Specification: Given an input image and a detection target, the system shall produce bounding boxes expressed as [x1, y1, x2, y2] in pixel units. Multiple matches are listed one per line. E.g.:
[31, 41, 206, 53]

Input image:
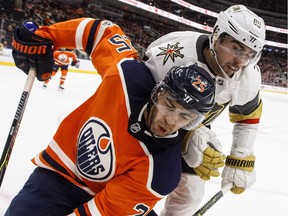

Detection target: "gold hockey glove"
[182, 127, 225, 181]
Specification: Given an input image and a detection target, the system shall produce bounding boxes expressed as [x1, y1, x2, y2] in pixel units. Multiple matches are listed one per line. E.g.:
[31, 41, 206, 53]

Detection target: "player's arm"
[12, 18, 138, 79]
[222, 66, 262, 194]
[69, 51, 80, 68]
[35, 18, 138, 75]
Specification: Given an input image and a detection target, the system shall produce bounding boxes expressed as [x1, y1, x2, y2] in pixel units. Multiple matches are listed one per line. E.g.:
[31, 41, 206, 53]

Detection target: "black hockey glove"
[12, 21, 54, 81]
[71, 60, 80, 68]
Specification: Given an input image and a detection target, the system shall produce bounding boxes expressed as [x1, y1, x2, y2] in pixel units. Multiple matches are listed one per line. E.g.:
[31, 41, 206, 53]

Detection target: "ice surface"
[0, 65, 287, 215]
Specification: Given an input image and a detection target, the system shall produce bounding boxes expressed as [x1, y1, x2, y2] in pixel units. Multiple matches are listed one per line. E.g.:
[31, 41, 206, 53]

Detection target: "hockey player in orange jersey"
[43, 48, 80, 90]
[7, 18, 217, 215]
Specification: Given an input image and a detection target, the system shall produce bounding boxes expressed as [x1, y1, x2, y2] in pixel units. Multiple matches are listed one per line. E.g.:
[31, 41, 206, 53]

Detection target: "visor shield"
[151, 82, 205, 128]
[218, 43, 258, 65]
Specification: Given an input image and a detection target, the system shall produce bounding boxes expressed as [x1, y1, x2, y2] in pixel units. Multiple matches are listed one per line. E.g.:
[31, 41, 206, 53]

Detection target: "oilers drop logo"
[58, 53, 68, 61]
[77, 117, 115, 181]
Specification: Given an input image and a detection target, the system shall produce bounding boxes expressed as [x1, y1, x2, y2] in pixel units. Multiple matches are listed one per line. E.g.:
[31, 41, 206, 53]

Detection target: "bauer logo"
[76, 117, 115, 181]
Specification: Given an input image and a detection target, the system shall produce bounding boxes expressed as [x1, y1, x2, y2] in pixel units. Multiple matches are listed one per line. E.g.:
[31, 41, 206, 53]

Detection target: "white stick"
[0, 67, 36, 187]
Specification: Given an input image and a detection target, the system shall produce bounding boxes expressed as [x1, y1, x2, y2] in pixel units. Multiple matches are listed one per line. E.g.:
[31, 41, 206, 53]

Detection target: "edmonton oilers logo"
[76, 117, 115, 181]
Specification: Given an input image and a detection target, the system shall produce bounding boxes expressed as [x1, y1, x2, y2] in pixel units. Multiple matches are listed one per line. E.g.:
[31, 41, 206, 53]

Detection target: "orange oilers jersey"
[53, 50, 78, 66]
[33, 18, 184, 215]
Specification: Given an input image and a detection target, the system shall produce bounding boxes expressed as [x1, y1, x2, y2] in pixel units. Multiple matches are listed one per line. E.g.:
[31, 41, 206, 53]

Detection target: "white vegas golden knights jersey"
[144, 31, 263, 128]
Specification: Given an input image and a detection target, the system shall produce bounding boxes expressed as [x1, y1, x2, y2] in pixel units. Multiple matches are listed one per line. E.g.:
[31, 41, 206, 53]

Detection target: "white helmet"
[210, 5, 266, 66]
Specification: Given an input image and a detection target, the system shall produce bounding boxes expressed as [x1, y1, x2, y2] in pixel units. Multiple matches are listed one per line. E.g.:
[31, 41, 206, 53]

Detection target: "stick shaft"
[192, 183, 233, 216]
[0, 68, 36, 187]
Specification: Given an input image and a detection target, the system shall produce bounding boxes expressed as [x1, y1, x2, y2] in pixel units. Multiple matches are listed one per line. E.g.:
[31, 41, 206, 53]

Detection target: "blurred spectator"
[0, 0, 286, 88]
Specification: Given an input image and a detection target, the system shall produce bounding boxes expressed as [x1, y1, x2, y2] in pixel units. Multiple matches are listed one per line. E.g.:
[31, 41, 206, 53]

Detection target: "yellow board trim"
[0, 61, 98, 75]
[261, 89, 288, 94]
[1, 61, 287, 92]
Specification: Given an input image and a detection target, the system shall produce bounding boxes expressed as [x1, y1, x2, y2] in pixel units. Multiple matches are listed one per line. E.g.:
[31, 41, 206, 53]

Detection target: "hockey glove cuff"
[222, 153, 256, 194]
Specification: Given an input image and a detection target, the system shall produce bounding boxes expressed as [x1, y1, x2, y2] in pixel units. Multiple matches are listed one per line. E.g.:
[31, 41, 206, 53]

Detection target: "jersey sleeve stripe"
[48, 139, 81, 176]
[237, 118, 260, 124]
[86, 19, 102, 56]
[75, 18, 94, 50]
[37, 150, 97, 197]
[89, 21, 114, 59]
[229, 100, 262, 123]
[88, 199, 101, 216]
[33, 154, 54, 171]
[77, 205, 86, 215]
[42, 150, 70, 175]
[229, 92, 261, 116]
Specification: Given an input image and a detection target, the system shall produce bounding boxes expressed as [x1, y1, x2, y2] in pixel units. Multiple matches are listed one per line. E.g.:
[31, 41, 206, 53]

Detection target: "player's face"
[147, 96, 197, 137]
[215, 37, 256, 77]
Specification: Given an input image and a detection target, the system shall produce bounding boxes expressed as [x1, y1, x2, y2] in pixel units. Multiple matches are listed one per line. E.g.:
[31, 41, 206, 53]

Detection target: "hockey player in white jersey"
[143, 5, 266, 215]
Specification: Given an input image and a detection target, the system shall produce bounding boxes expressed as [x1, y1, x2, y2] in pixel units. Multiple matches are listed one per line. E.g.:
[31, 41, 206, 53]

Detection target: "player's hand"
[12, 21, 54, 81]
[221, 148, 256, 194]
[72, 60, 80, 68]
[182, 126, 225, 180]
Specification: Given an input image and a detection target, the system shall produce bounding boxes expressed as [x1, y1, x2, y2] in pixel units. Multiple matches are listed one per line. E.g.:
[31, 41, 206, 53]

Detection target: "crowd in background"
[0, 0, 287, 87]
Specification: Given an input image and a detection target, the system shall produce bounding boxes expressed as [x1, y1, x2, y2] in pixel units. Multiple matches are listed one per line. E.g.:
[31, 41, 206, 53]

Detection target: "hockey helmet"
[151, 63, 215, 130]
[210, 5, 266, 66]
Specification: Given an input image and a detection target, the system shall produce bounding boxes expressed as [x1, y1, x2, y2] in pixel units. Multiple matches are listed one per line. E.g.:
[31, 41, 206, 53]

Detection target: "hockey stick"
[192, 183, 233, 216]
[0, 67, 36, 187]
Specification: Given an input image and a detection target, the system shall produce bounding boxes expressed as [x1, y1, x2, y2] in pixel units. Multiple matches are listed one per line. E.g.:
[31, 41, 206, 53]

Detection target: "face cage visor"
[219, 45, 257, 66]
[151, 82, 205, 129]
[217, 35, 261, 67]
